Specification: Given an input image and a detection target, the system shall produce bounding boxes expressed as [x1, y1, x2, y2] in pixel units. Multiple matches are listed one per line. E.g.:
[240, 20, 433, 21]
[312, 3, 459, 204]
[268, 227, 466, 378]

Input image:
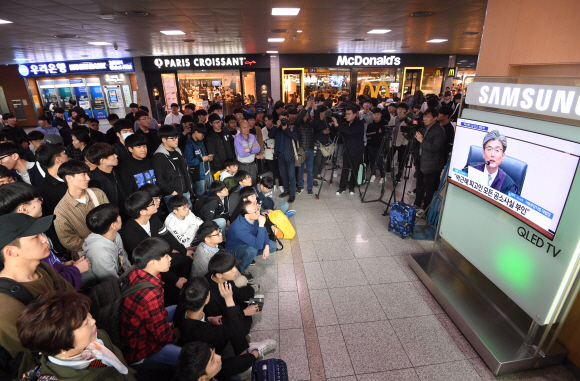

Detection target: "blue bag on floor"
[251, 359, 289, 381]
[388, 202, 416, 238]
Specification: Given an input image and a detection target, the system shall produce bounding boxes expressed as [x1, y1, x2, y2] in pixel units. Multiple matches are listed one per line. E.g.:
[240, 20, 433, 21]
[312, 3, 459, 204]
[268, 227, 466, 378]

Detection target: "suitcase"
[251, 359, 289, 381]
[388, 202, 416, 238]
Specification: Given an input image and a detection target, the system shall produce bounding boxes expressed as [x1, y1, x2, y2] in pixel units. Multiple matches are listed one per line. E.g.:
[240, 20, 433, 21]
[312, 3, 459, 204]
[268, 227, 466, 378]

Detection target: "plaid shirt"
[120, 269, 174, 363]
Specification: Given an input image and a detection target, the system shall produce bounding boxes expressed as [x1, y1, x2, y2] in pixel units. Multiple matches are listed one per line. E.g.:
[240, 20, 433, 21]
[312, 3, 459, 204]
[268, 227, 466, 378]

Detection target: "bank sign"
[140, 54, 269, 71]
[466, 82, 580, 121]
[17, 58, 134, 77]
[336, 55, 401, 66]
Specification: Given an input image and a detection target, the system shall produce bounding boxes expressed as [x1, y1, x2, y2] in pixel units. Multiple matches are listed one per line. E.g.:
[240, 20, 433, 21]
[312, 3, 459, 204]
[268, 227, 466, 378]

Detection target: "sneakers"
[250, 259, 256, 266]
[296, 187, 304, 194]
[379, 178, 385, 184]
[285, 210, 297, 218]
[307, 189, 313, 195]
[288, 196, 295, 203]
[279, 191, 289, 198]
[369, 175, 376, 182]
[336, 188, 346, 195]
[416, 208, 425, 217]
[250, 284, 260, 293]
[349, 189, 355, 195]
[248, 339, 278, 361]
[333, 171, 338, 178]
[278, 186, 284, 193]
[313, 180, 319, 187]
[241, 270, 254, 282]
[407, 190, 416, 196]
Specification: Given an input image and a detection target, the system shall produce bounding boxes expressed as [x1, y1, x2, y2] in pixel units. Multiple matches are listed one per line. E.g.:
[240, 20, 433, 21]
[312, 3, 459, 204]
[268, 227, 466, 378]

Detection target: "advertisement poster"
[162, 76, 178, 109]
[93, 108, 108, 120]
[108, 89, 118, 103]
[32, 95, 40, 109]
[122, 85, 132, 107]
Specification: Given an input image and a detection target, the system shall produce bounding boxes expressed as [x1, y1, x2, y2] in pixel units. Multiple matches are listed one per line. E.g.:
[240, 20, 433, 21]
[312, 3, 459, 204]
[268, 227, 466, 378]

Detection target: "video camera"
[324, 104, 347, 125]
[400, 115, 425, 141]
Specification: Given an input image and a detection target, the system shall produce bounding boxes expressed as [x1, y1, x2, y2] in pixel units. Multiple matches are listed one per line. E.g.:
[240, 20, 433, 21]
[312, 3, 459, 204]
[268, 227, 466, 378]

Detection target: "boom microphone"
[486, 161, 491, 165]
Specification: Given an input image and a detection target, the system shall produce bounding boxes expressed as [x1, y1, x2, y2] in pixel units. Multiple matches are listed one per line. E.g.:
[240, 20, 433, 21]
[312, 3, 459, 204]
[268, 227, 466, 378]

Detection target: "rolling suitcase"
[251, 359, 289, 381]
[388, 202, 416, 238]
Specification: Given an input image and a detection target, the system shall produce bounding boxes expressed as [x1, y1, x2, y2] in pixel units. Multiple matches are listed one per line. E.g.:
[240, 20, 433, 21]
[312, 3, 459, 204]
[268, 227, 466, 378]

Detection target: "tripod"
[380, 136, 418, 216]
[315, 132, 363, 201]
[361, 128, 395, 205]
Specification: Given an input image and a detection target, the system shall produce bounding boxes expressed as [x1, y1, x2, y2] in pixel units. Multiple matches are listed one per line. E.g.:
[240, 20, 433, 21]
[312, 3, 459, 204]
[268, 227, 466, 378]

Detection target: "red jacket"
[120, 269, 174, 363]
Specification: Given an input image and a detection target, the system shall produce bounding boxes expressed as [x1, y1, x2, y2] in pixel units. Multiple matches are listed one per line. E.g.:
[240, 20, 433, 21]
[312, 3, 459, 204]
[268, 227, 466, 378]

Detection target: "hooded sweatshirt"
[82, 232, 131, 285]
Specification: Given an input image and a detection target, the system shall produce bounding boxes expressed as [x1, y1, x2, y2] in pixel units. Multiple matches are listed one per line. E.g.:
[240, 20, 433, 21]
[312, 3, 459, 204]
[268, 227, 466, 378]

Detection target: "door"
[403, 68, 424, 94]
[282, 69, 304, 105]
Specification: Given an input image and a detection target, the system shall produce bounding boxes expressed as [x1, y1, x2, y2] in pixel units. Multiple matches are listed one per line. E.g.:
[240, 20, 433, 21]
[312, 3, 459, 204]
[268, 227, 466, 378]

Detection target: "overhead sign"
[336, 55, 401, 66]
[140, 54, 269, 71]
[17, 58, 134, 77]
[466, 82, 580, 121]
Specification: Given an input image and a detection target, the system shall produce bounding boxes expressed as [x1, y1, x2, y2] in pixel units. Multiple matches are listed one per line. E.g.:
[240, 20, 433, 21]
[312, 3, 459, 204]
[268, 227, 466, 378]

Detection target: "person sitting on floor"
[199, 181, 231, 237]
[256, 175, 295, 217]
[165, 194, 204, 248]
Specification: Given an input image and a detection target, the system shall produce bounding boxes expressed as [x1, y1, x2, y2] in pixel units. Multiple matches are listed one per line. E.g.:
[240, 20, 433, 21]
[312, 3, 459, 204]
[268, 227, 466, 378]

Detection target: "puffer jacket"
[294, 108, 315, 151]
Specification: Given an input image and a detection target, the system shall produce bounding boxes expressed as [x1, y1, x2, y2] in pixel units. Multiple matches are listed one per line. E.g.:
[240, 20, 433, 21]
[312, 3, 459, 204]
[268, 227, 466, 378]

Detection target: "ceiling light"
[14, 58, 32, 61]
[382, 49, 396, 53]
[272, 8, 300, 16]
[268, 38, 284, 42]
[368, 29, 391, 34]
[88, 42, 111, 45]
[99, 14, 115, 20]
[0, 19, 13, 24]
[410, 11, 433, 17]
[266, 50, 278, 53]
[161, 30, 185, 35]
[297, 30, 302, 33]
[427, 39, 448, 43]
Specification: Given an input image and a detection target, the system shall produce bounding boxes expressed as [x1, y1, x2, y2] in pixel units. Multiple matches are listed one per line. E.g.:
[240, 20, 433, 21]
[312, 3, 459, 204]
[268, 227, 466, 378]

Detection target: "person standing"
[268, 111, 298, 203]
[36, 115, 60, 136]
[331, 106, 365, 195]
[125, 103, 139, 124]
[234, 120, 259, 185]
[165, 103, 183, 127]
[52, 107, 72, 146]
[295, 108, 315, 194]
[155, 95, 166, 124]
[135, 111, 161, 158]
[184, 124, 213, 196]
[204, 113, 235, 173]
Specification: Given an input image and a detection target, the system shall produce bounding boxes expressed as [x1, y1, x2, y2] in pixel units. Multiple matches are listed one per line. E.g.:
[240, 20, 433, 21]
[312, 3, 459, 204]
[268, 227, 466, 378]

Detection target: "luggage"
[251, 359, 289, 381]
[347, 162, 367, 185]
[268, 210, 296, 239]
[388, 202, 416, 238]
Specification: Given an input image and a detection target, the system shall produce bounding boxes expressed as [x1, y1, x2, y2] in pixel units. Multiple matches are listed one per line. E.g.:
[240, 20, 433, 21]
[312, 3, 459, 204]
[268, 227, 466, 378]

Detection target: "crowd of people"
[0, 88, 460, 380]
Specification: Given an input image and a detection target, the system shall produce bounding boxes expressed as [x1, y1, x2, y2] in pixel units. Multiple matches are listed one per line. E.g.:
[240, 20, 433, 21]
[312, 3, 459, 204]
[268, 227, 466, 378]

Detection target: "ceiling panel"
[0, 0, 486, 64]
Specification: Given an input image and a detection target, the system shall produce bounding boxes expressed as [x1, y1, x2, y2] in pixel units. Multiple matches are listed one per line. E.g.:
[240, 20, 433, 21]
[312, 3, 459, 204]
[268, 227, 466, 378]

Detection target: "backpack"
[224, 177, 237, 193]
[83, 266, 156, 350]
[0, 263, 58, 379]
[193, 194, 210, 218]
[268, 211, 296, 239]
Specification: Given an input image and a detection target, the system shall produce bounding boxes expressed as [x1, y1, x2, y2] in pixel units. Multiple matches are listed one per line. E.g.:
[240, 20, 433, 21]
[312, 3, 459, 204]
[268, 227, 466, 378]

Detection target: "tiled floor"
[247, 177, 578, 381]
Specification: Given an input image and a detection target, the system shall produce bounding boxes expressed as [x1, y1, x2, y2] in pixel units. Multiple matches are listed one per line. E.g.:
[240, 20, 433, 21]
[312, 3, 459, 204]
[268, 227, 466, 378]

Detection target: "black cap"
[0, 214, 54, 249]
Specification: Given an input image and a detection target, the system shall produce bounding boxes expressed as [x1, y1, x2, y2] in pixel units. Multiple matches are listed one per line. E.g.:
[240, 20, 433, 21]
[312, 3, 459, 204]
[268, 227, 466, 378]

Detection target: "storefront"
[140, 55, 271, 116]
[278, 54, 478, 103]
[17, 58, 137, 123]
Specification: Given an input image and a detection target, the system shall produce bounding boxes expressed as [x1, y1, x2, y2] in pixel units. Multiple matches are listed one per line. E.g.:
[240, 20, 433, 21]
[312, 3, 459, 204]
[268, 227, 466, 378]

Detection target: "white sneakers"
[369, 175, 376, 182]
[333, 171, 338, 178]
[379, 178, 385, 184]
[247, 339, 278, 360]
[278, 186, 284, 193]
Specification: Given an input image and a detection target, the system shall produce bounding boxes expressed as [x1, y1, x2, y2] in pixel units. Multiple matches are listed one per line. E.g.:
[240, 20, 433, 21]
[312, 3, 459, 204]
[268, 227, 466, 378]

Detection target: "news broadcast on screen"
[448, 118, 580, 239]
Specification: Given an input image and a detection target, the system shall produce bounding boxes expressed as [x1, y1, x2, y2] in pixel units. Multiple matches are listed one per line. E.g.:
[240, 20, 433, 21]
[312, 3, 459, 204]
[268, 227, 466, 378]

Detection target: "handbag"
[318, 140, 335, 157]
[292, 140, 306, 167]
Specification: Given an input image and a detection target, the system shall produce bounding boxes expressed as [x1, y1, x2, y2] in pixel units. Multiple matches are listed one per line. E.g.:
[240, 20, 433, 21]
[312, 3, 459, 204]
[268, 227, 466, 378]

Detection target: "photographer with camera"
[388, 103, 412, 183]
[329, 105, 365, 195]
[312, 105, 334, 186]
[413, 107, 446, 216]
[268, 111, 299, 203]
[366, 108, 389, 183]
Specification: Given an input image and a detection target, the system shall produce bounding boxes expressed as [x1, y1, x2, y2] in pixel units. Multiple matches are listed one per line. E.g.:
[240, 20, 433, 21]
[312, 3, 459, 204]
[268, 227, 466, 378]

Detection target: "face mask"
[122, 132, 133, 140]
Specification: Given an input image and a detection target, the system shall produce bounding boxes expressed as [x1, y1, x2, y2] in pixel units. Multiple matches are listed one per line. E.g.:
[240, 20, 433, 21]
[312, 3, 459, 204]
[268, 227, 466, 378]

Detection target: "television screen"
[448, 118, 580, 240]
[211, 80, 222, 86]
[329, 76, 346, 87]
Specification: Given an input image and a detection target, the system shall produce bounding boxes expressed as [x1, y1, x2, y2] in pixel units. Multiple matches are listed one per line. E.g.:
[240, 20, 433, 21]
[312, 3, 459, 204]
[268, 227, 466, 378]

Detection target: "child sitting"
[256, 176, 296, 218]
[165, 194, 204, 247]
[219, 158, 239, 181]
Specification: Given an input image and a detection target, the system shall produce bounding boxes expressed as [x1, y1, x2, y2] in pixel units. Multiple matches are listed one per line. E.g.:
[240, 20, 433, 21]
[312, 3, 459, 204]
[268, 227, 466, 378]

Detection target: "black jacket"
[203, 273, 254, 318]
[113, 141, 131, 167]
[337, 117, 365, 157]
[440, 122, 455, 158]
[88, 168, 128, 211]
[268, 123, 299, 162]
[37, 173, 68, 216]
[89, 129, 108, 143]
[366, 121, 387, 149]
[106, 127, 118, 145]
[125, 112, 137, 124]
[312, 109, 334, 145]
[135, 128, 160, 159]
[204, 128, 235, 172]
[152, 145, 193, 197]
[419, 122, 446, 174]
[295, 109, 315, 151]
[12, 161, 45, 187]
[118, 156, 156, 195]
[200, 194, 231, 222]
[1, 124, 27, 143]
[52, 118, 72, 146]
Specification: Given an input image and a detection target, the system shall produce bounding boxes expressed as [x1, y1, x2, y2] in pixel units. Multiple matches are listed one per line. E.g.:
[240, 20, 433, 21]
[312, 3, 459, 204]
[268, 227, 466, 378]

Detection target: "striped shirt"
[54, 188, 109, 254]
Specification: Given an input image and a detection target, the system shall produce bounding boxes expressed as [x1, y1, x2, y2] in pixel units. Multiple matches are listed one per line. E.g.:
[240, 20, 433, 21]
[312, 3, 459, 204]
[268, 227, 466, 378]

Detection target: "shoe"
[307, 189, 313, 195]
[336, 188, 346, 195]
[296, 187, 304, 194]
[288, 196, 295, 203]
[416, 208, 425, 217]
[250, 284, 260, 293]
[349, 189, 355, 195]
[250, 259, 256, 266]
[278, 186, 284, 193]
[285, 210, 297, 218]
[379, 178, 385, 184]
[407, 190, 416, 196]
[370, 175, 376, 182]
[241, 270, 254, 282]
[313, 180, 319, 187]
[248, 339, 278, 361]
[279, 191, 289, 198]
[395, 175, 401, 183]
[333, 171, 338, 178]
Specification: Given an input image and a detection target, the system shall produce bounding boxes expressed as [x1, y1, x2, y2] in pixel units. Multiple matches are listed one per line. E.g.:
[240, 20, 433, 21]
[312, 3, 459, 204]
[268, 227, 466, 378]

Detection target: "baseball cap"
[255, 108, 264, 113]
[0, 213, 53, 249]
[41, 134, 64, 145]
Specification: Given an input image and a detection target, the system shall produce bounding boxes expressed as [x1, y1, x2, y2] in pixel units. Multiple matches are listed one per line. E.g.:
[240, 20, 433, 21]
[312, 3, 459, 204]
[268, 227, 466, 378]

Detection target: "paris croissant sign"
[466, 82, 580, 121]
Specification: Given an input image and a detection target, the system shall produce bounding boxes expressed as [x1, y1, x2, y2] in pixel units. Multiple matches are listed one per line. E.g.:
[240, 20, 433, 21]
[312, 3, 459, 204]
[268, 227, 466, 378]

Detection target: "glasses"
[167, 136, 179, 141]
[139, 117, 151, 121]
[484, 147, 504, 154]
[209, 231, 222, 237]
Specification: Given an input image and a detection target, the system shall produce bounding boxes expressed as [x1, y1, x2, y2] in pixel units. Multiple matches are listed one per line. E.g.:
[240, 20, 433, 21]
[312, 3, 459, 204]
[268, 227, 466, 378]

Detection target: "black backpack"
[0, 263, 57, 380]
[193, 194, 210, 218]
[83, 266, 155, 350]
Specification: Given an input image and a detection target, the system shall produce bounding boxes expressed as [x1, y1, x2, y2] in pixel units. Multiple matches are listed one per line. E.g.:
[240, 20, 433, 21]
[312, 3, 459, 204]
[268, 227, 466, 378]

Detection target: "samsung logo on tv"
[336, 55, 401, 66]
[466, 82, 580, 121]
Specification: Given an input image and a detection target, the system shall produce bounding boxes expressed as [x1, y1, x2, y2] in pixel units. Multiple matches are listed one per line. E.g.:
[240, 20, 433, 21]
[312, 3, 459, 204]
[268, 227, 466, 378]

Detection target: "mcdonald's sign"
[358, 81, 392, 97]
[447, 68, 456, 77]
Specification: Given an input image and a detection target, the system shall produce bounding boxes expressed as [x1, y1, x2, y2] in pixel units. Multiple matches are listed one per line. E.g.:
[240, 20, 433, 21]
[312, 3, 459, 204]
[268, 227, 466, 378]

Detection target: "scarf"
[50, 338, 128, 374]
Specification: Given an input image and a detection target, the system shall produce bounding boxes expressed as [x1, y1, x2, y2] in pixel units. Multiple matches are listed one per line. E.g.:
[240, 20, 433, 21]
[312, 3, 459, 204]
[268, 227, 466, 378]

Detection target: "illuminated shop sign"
[17, 59, 134, 77]
[140, 54, 269, 71]
[466, 82, 580, 121]
[336, 55, 401, 66]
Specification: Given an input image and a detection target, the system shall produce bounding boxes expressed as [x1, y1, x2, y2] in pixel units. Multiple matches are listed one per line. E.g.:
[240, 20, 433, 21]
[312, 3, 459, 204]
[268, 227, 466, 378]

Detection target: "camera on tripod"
[323, 108, 346, 125]
[400, 115, 425, 141]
